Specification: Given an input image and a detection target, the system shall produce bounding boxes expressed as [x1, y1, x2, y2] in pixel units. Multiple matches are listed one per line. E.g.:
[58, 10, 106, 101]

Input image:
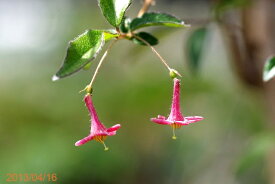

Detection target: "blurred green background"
[0, 0, 273, 184]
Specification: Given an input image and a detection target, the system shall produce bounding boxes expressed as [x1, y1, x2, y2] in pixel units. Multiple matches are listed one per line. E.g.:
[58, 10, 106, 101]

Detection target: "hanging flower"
[151, 78, 203, 139]
[75, 94, 121, 150]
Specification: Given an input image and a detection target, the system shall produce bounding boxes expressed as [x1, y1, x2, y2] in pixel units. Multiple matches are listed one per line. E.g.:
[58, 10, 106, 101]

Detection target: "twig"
[137, 0, 155, 17]
[133, 34, 182, 77]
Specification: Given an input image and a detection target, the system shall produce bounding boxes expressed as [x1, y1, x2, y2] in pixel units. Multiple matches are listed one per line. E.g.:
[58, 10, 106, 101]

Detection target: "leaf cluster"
[53, 0, 188, 80]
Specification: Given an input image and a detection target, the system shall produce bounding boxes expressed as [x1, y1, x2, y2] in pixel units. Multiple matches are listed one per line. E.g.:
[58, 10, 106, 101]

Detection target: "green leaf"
[186, 27, 208, 73]
[263, 56, 275, 82]
[82, 29, 118, 72]
[82, 62, 92, 70]
[98, 0, 131, 27]
[119, 17, 131, 33]
[130, 12, 188, 31]
[52, 30, 104, 80]
[132, 32, 158, 46]
[214, 0, 250, 18]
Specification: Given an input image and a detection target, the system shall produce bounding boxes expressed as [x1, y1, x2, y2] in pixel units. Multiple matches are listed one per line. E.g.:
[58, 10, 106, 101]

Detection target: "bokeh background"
[1, 0, 275, 184]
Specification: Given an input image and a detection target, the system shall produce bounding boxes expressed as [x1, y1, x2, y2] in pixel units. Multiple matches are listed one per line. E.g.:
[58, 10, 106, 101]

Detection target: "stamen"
[102, 141, 109, 151]
[172, 124, 177, 140]
[94, 135, 109, 151]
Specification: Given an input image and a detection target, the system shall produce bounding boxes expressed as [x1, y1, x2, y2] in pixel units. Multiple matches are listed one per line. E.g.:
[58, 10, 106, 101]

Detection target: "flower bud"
[86, 85, 93, 94]
[169, 69, 181, 79]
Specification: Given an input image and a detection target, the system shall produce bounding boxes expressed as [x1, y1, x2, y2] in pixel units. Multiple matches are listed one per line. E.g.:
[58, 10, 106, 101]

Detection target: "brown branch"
[137, 0, 155, 17]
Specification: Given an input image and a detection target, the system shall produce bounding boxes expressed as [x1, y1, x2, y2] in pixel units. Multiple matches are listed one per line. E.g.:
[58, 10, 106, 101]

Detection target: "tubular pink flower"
[151, 78, 203, 139]
[75, 94, 121, 150]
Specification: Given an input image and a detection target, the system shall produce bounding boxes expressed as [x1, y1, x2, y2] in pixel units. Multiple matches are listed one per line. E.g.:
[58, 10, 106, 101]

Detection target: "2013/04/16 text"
[5, 173, 57, 182]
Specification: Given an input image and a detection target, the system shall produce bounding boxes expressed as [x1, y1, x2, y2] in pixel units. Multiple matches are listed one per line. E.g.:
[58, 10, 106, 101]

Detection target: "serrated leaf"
[263, 56, 275, 82]
[130, 12, 187, 31]
[98, 0, 131, 27]
[132, 32, 158, 46]
[52, 30, 104, 80]
[186, 27, 208, 73]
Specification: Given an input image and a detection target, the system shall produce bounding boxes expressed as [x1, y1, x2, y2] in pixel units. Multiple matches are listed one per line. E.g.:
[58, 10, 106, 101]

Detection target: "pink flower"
[151, 78, 203, 139]
[75, 94, 121, 150]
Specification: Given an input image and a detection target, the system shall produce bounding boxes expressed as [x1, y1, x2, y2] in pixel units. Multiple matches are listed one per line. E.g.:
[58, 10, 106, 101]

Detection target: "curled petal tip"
[107, 124, 121, 132]
[115, 124, 121, 129]
[185, 116, 204, 124]
[75, 141, 81, 146]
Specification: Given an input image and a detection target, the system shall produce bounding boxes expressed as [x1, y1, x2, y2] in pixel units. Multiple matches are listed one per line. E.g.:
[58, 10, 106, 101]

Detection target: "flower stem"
[133, 34, 181, 77]
[133, 34, 171, 70]
[80, 40, 117, 93]
[89, 40, 117, 87]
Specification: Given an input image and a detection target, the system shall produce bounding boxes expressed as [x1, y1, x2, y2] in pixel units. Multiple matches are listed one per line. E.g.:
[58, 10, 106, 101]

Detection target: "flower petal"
[107, 124, 121, 132]
[75, 135, 94, 146]
[151, 118, 172, 125]
[157, 115, 166, 120]
[185, 116, 204, 124]
[174, 121, 189, 126]
[108, 131, 117, 136]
